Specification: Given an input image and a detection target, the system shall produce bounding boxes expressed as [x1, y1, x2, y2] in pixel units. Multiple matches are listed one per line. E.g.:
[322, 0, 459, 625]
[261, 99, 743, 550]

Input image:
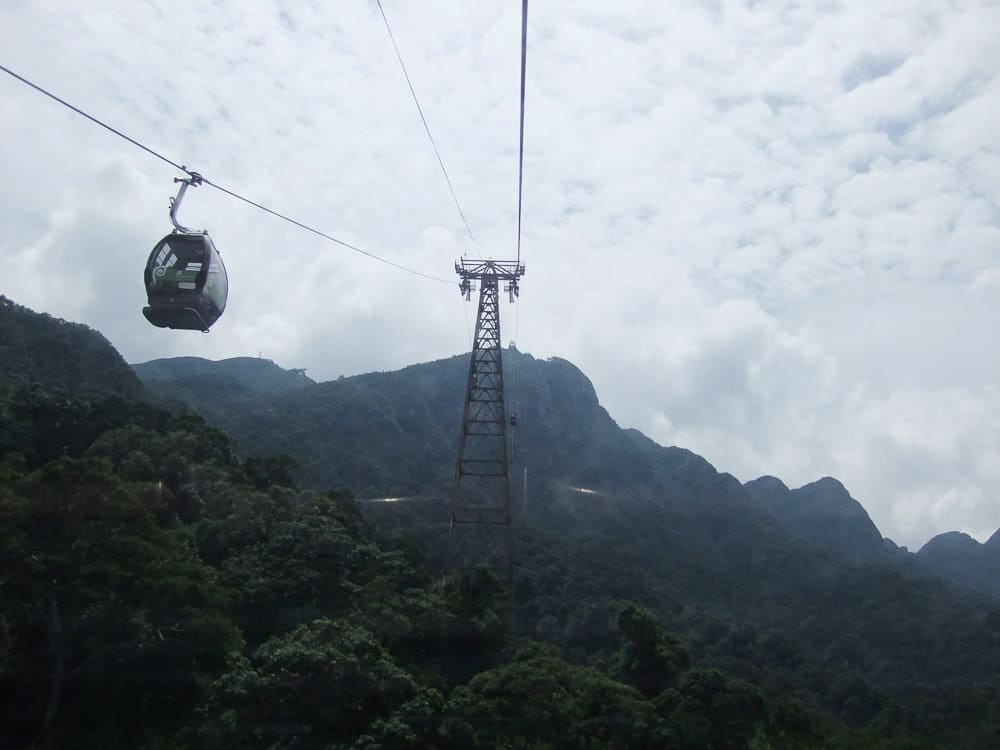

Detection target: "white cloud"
[972, 268, 1000, 293]
[1, 0, 998, 548]
[835, 385, 1000, 546]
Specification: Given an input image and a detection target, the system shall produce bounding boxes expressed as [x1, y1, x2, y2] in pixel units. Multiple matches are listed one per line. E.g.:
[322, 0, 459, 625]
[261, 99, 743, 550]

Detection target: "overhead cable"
[1, 63, 187, 174]
[200, 177, 450, 282]
[0, 62, 451, 284]
[375, 0, 478, 251]
[515, 0, 529, 265]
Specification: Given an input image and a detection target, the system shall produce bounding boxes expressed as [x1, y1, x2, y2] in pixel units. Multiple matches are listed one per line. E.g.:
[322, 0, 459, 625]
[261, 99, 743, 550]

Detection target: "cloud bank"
[1, 0, 997, 548]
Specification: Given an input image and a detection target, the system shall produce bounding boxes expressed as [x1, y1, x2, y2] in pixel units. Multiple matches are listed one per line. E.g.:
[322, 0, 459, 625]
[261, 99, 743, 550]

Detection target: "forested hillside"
[136, 341, 1000, 747]
[2, 297, 999, 747]
[0, 295, 145, 401]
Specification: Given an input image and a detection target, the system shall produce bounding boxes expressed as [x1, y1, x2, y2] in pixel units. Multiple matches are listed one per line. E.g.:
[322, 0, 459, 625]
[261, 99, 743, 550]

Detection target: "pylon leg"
[449, 274, 514, 626]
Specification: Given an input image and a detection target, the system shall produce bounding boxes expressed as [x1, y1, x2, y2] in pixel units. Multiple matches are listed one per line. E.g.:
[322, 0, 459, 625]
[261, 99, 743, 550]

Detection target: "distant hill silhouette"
[132, 356, 315, 425]
[133, 355, 315, 394]
[917, 530, 1000, 600]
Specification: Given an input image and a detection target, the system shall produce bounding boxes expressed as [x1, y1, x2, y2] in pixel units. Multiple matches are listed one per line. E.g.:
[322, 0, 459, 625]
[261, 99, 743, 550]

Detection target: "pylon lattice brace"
[450, 259, 524, 585]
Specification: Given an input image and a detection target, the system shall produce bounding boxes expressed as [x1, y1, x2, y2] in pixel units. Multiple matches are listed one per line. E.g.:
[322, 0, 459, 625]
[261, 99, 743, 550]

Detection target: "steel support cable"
[460, 294, 473, 351]
[199, 177, 450, 282]
[375, 0, 477, 251]
[512, 298, 520, 416]
[1, 63, 187, 173]
[0, 62, 451, 284]
[513, 298, 520, 388]
[511, 305, 518, 447]
[515, 0, 529, 265]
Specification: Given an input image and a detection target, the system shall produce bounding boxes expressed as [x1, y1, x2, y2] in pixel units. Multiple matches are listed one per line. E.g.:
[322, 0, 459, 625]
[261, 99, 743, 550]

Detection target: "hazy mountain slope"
[744, 474, 886, 559]
[148, 349, 755, 507]
[745, 473, 1000, 600]
[917, 531, 1000, 600]
[133, 355, 315, 425]
[988, 528, 1000, 555]
[134, 355, 315, 394]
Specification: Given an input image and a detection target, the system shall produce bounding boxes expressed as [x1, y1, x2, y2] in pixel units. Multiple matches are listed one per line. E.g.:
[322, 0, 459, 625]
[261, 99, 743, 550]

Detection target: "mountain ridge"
[137, 350, 1000, 602]
[131, 348, 1000, 565]
[916, 530, 1000, 599]
[132, 355, 315, 393]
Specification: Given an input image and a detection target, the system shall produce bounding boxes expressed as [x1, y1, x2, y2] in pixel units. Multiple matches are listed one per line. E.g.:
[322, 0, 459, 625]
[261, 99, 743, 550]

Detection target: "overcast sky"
[2, 0, 998, 549]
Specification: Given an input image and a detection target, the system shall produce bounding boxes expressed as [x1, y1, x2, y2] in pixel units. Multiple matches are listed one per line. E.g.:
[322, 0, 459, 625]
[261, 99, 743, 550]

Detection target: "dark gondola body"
[142, 232, 228, 332]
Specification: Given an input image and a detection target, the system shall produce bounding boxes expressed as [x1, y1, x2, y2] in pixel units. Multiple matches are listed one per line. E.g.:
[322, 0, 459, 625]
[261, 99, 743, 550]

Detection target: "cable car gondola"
[142, 174, 228, 332]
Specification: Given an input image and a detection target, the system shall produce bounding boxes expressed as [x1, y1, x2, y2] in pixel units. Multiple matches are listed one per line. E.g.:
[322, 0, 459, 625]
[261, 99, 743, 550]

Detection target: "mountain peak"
[798, 476, 849, 498]
[540, 355, 600, 408]
[745, 474, 884, 558]
[918, 530, 981, 556]
[744, 475, 790, 495]
[986, 528, 1000, 550]
[132, 355, 315, 427]
[916, 530, 1000, 599]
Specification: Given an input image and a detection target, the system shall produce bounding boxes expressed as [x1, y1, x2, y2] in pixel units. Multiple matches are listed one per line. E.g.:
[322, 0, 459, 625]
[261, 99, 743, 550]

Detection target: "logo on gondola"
[154, 266, 167, 278]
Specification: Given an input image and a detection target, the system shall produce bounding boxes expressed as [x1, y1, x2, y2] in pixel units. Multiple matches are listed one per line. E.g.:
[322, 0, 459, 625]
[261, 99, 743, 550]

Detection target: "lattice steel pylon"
[449, 259, 524, 596]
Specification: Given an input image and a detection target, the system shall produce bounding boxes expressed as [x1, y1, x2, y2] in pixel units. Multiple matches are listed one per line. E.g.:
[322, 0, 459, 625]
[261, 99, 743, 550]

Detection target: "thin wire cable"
[0, 62, 450, 284]
[375, 0, 477, 251]
[508, 299, 520, 464]
[461, 295, 473, 351]
[509, 132, 520, 258]
[1, 63, 189, 174]
[512, 298, 520, 407]
[515, 0, 529, 265]
[201, 176, 450, 283]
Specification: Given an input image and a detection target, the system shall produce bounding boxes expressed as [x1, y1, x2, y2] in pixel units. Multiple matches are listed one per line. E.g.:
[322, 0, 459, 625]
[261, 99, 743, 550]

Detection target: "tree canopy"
[2, 297, 998, 748]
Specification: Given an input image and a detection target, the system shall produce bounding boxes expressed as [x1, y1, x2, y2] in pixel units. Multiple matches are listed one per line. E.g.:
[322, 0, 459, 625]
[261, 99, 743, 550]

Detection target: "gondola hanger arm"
[169, 169, 203, 234]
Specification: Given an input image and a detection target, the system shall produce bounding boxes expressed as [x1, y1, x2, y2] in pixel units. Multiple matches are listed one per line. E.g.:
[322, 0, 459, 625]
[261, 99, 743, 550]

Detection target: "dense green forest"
[3, 295, 1000, 748]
